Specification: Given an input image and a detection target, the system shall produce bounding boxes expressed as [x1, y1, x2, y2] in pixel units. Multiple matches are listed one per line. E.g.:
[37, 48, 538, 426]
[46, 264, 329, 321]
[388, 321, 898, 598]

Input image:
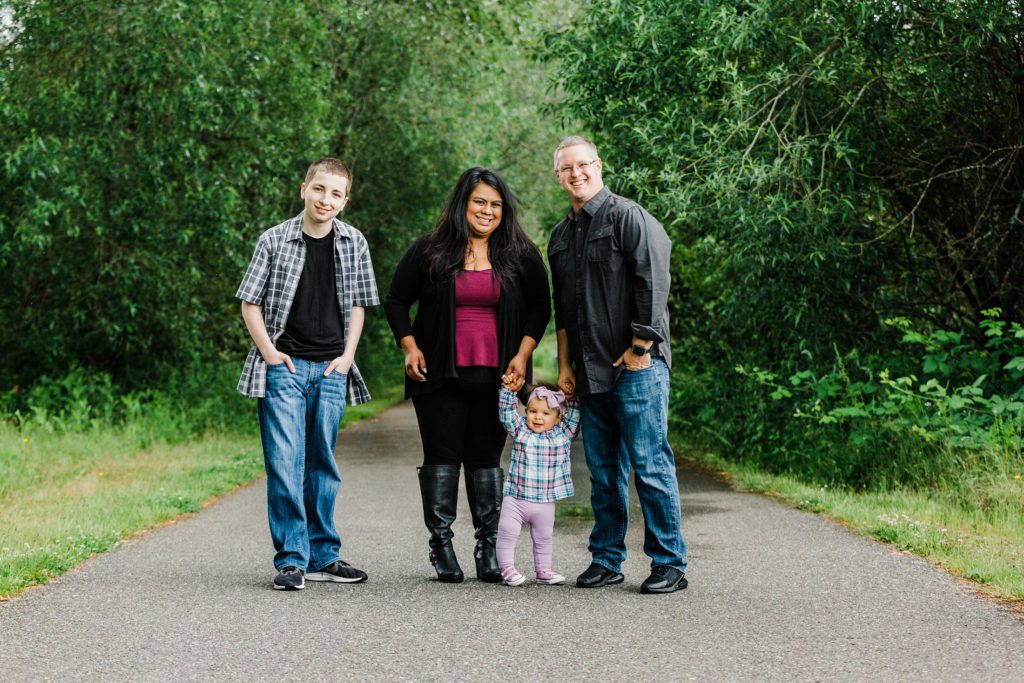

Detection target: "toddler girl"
[496, 379, 580, 586]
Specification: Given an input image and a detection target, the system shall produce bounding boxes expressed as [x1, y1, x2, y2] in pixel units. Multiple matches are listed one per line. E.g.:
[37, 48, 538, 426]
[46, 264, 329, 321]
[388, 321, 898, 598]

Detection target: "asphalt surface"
[2, 401, 1022, 682]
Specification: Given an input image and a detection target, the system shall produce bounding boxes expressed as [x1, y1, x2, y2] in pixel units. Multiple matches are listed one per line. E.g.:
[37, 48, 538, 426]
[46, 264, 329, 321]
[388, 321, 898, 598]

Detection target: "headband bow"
[528, 386, 566, 412]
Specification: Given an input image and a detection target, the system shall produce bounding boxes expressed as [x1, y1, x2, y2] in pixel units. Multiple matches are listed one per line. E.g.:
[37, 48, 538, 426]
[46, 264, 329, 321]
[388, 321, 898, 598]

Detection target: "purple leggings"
[496, 495, 556, 573]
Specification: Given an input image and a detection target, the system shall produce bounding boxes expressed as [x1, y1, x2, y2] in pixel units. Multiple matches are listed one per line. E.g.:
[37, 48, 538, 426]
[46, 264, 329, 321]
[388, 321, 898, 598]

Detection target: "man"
[547, 135, 688, 594]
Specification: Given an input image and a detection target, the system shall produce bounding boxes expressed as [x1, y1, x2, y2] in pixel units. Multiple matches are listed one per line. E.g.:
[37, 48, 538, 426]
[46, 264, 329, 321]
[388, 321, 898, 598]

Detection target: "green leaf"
[1003, 357, 1024, 372]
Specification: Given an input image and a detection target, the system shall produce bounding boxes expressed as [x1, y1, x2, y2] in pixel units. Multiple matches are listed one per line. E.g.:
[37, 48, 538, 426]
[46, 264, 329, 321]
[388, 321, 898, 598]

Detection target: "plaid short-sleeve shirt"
[498, 387, 579, 503]
[235, 214, 379, 404]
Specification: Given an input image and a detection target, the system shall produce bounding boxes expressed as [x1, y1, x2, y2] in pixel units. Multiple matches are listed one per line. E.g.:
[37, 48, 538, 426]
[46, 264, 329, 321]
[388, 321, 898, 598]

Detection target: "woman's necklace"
[465, 241, 490, 270]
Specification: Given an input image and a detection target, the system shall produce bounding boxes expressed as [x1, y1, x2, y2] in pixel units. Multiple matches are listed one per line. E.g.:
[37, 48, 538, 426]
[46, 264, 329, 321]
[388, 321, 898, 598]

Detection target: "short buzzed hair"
[304, 157, 352, 192]
[553, 135, 599, 170]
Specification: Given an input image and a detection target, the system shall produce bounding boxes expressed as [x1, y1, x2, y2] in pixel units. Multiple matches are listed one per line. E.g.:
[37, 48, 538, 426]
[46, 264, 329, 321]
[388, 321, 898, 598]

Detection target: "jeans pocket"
[322, 368, 349, 394]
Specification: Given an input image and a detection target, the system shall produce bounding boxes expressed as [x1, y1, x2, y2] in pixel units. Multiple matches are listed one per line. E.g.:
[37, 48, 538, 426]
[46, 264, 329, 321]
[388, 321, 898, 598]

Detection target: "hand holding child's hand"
[556, 367, 576, 398]
[502, 354, 527, 392]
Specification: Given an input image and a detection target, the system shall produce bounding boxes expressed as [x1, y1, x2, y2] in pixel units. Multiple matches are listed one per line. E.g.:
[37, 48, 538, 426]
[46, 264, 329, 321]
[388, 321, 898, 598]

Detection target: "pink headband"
[527, 386, 566, 412]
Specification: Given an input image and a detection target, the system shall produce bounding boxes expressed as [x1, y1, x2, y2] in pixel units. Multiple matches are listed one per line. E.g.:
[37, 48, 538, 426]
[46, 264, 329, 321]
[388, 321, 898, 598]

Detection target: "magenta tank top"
[454, 270, 501, 367]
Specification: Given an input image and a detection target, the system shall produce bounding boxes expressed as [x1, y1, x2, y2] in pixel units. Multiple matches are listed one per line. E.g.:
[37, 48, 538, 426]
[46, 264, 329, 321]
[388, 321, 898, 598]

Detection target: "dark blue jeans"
[258, 359, 347, 572]
[579, 358, 687, 572]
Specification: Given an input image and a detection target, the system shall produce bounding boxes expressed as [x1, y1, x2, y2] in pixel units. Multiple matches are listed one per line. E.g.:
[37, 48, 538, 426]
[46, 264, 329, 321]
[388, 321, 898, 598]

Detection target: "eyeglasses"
[556, 159, 598, 176]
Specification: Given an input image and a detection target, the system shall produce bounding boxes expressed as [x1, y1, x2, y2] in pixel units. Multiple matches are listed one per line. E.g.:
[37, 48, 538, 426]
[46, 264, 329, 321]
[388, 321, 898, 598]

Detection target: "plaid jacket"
[499, 387, 579, 502]
[235, 214, 379, 403]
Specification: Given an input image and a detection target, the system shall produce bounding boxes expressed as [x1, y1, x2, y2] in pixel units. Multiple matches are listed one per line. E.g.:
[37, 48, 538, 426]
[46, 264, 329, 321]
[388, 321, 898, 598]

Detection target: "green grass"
[555, 501, 595, 520]
[345, 383, 403, 422]
[684, 442, 1024, 605]
[0, 387, 403, 600]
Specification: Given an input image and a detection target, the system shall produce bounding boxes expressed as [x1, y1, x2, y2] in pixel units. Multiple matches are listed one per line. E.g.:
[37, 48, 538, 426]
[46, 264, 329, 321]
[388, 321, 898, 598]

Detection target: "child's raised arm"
[560, 397, 581, 439]
[498, 386, 523, 437]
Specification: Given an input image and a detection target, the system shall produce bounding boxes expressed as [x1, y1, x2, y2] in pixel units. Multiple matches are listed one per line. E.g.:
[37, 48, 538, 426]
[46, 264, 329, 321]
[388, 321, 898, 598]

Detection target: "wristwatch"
[630, 343, 651, 356]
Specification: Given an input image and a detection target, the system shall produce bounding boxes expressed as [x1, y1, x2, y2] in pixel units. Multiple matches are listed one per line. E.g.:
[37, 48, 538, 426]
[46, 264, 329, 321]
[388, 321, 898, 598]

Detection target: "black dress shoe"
[575, 563, 625, 588]
[640, 565, 687, 594]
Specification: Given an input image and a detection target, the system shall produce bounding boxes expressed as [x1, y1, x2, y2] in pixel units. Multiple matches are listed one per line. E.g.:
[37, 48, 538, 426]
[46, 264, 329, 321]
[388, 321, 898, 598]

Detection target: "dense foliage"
[1, 1, 336, 387]
[5, 0, 1021, 492]
[0, 0, 565, 400]
[547, 0, 1023, 488]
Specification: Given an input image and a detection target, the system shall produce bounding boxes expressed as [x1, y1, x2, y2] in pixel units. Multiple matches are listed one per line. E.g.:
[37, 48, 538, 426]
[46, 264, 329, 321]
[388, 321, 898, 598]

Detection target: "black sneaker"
[640, 565, 687, 594]
[273, 566, 305, 591]
[575, 562, 625, 588]
[306, 560, 368, 584]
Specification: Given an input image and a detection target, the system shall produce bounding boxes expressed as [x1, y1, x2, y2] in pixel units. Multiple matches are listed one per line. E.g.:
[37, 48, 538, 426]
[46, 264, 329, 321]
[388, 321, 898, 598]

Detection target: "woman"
[385, 167, 550, 583]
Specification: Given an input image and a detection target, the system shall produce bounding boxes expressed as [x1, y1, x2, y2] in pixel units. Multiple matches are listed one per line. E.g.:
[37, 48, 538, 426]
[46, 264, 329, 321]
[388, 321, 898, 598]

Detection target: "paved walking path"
[2, 402, 1023, 681]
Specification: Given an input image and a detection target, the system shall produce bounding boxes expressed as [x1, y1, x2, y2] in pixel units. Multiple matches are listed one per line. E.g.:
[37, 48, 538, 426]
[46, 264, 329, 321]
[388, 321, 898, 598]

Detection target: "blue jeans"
[579, 357, 687, 572]
[257, 358, 347, 572]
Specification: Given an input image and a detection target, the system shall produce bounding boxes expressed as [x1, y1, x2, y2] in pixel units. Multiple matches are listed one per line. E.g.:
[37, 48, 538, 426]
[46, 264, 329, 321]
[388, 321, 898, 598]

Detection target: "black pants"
[412, 366, 506, 472]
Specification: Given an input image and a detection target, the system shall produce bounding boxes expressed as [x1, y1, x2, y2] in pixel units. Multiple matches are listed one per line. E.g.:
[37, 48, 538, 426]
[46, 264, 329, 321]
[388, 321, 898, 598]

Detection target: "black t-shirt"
[276, 231, 345, 361]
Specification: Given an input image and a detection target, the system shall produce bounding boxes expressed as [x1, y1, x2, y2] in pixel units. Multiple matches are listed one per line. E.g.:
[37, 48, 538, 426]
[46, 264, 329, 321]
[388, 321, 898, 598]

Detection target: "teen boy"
[236, 157, 379, 591]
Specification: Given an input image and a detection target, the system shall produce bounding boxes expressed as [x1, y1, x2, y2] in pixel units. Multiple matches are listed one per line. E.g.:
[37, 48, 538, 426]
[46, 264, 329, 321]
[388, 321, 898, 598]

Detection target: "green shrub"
[1, 363, 253, 439]
[739, 312, 1024, 489]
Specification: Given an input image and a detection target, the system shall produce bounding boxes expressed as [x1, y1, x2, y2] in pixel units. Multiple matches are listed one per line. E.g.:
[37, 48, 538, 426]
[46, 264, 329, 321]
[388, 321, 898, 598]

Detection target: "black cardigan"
[384, 234, 551, 399]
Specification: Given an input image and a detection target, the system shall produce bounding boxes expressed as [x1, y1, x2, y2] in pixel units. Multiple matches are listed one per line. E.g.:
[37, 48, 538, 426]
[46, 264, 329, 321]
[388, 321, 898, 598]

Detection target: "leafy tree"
[0, 0, 339, 387]
[0, 0, 566, 395]
[294, 0, 569, 385]
[331, 1, 568, 263]
[547, 0, 1024, 481]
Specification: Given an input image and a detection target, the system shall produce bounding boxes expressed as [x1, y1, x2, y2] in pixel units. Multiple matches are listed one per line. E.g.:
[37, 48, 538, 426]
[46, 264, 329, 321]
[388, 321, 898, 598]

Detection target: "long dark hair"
[424, 167, 538, 285]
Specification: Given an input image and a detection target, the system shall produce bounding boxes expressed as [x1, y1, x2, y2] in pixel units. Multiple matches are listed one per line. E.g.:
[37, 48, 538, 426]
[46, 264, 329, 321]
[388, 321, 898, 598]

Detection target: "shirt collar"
[566, 186, 611, 221]
[285, 214, 305, 242]
[581, 187, 611, 216]
[285, 213, 346, 242]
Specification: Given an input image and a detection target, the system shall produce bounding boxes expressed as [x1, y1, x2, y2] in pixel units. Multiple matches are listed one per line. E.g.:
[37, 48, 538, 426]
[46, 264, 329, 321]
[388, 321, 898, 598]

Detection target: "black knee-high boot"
[466, 467, 503, 583]
[418, 465, 464, 583]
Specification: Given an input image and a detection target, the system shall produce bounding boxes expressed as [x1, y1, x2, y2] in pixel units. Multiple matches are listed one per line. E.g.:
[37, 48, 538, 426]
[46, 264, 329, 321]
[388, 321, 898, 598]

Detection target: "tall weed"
[1, 363, 253, 441]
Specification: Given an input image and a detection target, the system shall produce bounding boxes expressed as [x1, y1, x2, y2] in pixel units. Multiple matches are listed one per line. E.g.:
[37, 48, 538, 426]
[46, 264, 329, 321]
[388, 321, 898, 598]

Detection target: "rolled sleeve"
[620, 206, 670, 344]
[236, 239, 271, 305]
[351, 239, 380, 307]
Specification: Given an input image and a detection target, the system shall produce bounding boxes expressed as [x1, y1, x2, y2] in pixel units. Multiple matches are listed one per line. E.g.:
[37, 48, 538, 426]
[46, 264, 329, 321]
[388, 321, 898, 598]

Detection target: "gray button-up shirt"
[548, 188, 672, 396]
[235, 214, 379, 404]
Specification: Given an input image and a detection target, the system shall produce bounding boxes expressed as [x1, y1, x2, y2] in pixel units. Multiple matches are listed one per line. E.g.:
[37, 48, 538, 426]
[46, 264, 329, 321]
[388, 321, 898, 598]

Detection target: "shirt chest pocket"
[273, 261, 296, 283]
[587, 225, 615, 262]
[548, 238, 570, 268]
[271, 247, 304, 291]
